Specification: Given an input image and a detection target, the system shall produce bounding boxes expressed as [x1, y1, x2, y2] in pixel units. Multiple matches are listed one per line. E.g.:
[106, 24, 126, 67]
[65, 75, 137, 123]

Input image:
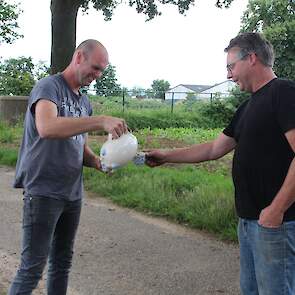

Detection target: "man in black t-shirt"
[146, 33, 295, 295]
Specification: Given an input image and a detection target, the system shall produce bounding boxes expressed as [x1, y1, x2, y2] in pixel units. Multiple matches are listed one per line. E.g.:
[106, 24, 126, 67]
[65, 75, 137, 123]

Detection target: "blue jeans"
[238, 218, 295, 295]
[8, 195, 82, 295]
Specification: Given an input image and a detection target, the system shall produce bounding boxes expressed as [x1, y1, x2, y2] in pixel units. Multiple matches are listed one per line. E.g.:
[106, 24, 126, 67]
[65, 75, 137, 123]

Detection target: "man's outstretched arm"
[146, 133, 236, 167]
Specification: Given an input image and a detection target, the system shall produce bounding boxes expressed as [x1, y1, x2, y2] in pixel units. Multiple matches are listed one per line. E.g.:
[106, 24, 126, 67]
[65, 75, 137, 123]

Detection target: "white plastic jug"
[100, 133, 138, 172]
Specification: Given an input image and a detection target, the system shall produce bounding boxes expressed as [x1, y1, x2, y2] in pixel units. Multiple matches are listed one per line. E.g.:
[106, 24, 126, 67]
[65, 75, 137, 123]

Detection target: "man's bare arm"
[146, 133, 236, 167]
[35, 99, 127, 139]
[259, 128, 295, 227]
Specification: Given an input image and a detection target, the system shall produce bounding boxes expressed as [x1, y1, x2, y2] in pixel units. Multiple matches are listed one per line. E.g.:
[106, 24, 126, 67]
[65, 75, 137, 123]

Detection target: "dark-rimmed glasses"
[226, 52, 250, 73]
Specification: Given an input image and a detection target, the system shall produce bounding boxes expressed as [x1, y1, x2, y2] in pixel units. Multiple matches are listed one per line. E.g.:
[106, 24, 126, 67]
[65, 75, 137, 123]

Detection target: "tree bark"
[50, 0, 81, 74]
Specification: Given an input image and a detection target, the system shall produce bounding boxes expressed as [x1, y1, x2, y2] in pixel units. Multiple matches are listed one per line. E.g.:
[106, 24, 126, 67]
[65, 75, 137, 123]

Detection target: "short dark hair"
[224, 33, 274, 67]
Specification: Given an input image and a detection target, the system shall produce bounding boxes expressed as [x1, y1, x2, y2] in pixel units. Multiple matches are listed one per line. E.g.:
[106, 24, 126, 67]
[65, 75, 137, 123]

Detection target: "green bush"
[196, 89, 250, 128]
[90, 95, 244, 130]
[108, 110, 211, 130]
[198, 100, 236, 128]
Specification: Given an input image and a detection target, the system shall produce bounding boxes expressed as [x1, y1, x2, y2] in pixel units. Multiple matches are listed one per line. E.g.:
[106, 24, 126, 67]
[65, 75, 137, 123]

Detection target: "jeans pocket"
[257, 223, 283, 231]
[257, 222, 285, 244]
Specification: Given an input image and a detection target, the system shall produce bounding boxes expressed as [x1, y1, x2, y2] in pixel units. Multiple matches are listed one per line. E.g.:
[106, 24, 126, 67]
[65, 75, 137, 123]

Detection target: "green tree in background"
[227, 86, 251, 108]
[0, 57, 49, 96]
[94, 64, 121, 96]
[34, 61, 50, 80]
[240, 0, 295, 80]
[151, 79, 170, 99]
[183, 92, 198, 111]
[0, 57, 34, 95]
[50, 0, 235, 74]
[0, 0, 23, 43]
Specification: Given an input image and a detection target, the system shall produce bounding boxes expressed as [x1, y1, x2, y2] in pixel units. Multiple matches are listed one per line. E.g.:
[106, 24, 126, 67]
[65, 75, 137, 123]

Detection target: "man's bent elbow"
[37, 125, 56, 139]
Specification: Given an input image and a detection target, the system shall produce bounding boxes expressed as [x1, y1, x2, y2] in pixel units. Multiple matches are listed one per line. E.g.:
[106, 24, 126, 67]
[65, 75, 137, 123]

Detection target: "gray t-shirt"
[14, 74, 93, 201]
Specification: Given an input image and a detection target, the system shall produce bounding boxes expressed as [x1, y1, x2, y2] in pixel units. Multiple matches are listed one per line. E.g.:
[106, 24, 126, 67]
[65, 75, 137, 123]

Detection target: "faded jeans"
[238, 218, 295, 295]
[8, 195, 82, 295]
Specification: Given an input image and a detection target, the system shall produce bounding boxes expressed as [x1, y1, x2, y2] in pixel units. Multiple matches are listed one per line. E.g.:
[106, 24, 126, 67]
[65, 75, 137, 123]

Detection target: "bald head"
[67, 39, 109, 88]
[63, 39, 109, 91]
[75, 39, 108, 59]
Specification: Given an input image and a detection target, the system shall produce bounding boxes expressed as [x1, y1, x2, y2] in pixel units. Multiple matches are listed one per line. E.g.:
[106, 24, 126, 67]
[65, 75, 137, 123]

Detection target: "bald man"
[9, 39, 127, 295]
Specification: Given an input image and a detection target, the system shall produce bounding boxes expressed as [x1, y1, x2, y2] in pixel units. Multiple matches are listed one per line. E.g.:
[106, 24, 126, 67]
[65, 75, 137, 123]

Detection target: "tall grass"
[84, 164, 237, 241]
[0, 147, 18, 166]
[0, 121, 22, 166]
[0, 120, 23, 143]
[137, 127, 221, 145]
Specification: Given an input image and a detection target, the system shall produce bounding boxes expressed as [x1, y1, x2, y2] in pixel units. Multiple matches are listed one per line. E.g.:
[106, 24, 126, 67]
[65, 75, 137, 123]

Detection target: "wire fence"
[89, 88, 232, 114]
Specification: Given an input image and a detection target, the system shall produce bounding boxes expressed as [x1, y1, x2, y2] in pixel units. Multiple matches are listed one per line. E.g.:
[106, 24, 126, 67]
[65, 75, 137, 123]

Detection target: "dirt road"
[0, 166, 240, 295]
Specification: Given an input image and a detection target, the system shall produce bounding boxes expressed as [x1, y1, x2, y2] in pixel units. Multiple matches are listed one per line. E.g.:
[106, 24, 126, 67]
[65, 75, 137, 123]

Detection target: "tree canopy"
[240, 0, 295, 80]
[50, 0, 236, 74]
[0, 0, 23, 44]
[94, 64, 121, 96]
[0, 57, 49, 96]
[151, 79, 170, 99]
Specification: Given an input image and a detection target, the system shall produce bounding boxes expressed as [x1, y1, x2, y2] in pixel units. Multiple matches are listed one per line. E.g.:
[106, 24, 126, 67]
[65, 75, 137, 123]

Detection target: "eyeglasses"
[226, 52, 249, 72]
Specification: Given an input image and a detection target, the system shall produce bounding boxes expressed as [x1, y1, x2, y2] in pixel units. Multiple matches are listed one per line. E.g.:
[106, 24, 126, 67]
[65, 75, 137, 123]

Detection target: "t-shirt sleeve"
[87, 98, 93, 116]
[223, 99, 249, 139]
[223, 115, 236, 138]
[29, 77, 60, 115]
[274, 81, 295, 133]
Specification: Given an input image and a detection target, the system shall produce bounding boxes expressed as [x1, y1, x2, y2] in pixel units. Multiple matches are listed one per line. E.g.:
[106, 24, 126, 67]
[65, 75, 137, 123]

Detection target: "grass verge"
[0, 122, 237, 241]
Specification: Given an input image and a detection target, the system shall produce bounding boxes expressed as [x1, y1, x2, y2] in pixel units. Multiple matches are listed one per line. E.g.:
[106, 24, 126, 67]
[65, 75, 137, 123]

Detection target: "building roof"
[203, 80, 235, 91]
[167, 84, 212, 93]
[182, 84, 212, 92]
[198, 80, 236, 94]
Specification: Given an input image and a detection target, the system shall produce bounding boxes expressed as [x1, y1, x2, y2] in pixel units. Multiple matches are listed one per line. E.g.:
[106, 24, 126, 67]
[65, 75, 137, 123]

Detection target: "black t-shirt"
[223, 78, 295, 221]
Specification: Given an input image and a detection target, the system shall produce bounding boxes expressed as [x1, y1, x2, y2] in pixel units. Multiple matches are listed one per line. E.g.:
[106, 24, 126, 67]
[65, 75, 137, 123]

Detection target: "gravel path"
[0, 166, 240, 295]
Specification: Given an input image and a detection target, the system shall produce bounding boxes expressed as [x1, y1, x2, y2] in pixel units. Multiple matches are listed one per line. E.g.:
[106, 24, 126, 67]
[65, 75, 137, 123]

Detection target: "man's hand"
[258, 205, 284, 228]
[101, 115, 128, 139]
[145, 150, 167, 167]
[92, 156, 102, 171]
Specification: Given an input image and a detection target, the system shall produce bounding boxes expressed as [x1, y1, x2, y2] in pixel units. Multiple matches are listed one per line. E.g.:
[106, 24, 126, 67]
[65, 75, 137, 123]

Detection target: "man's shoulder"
[269, 79, 295, 101]
[29, 74, 64, 104]
[272, 78, 295, 89]
[237, 98, 250, 111]
[35, 74, 63, 89]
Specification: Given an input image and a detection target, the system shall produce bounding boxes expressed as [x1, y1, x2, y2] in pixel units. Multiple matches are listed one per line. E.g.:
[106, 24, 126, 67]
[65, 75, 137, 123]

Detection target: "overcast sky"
[0, 0, 248, 89]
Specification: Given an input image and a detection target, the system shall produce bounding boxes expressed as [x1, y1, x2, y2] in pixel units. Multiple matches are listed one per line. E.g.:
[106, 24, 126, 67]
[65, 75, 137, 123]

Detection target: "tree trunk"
[50, 0, 81, 74]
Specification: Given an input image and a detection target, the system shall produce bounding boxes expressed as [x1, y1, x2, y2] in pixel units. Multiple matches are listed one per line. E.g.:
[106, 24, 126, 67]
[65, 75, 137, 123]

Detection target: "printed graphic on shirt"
[60, 96, 88, 142]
